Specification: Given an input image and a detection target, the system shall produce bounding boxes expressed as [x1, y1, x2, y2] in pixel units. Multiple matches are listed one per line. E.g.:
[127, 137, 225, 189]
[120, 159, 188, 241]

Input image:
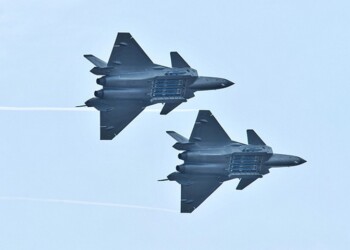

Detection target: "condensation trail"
[0, 107, 197, 112]
[0, 196, 177, 213]
[0, 107, 92, 111]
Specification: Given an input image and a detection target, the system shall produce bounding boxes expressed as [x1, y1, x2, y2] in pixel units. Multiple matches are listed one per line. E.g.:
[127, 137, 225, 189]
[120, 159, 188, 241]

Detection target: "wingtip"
[117, 32, 131, 35]
[100, 135, 115, 140]
[116, 32, 132, 39]
[197, 110, 212, 116]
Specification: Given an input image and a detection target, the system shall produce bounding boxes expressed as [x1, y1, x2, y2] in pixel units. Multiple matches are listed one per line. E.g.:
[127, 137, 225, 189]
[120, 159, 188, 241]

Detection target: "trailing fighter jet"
[160, 110, 306, 213]
[81, 33, 234, 140]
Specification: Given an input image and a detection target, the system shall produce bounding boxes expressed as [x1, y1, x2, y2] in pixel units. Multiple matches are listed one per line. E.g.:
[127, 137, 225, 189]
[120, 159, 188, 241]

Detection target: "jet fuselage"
[83, 33, 234, 139]
[170, 139, 305, 181]
[173, 143, 270, 179]
[87, 66, 232, 108]
[163, 109, 306, 213]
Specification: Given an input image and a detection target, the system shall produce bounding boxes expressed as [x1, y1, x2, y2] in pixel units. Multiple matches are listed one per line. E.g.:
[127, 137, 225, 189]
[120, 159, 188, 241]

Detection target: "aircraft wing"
[108, 33, 154, 69]
[181, 177, 223, 213]
[100, 101, 145, 140]
[189, 110, 232, 144]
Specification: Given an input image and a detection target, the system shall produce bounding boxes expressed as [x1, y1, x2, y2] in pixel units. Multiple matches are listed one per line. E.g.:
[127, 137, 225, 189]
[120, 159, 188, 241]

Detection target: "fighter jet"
[82, 33, 234, 140]
[160, 110, 306, 213]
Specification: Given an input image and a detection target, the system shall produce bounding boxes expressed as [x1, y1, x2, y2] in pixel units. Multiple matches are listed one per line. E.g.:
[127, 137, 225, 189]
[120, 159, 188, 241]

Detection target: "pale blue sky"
[0, 1, 349, 249]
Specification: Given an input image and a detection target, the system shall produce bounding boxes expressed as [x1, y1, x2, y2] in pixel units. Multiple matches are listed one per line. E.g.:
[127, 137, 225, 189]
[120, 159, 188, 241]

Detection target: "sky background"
[0, 0, 349, 249]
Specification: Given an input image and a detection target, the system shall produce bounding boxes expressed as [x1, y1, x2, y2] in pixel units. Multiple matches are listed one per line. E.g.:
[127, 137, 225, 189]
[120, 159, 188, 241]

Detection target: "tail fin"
[166, 131, 189, 143]
[84, 54, 107, 68]
[170, 52, 190, 68]
[247, 130, 266, 145]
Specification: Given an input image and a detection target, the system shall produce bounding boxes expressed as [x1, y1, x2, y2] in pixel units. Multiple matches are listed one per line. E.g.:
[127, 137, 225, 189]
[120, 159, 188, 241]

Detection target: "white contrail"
[0, 196, 177, 213]
[0, 107, 197, 112]
[0, 107, 92, 111]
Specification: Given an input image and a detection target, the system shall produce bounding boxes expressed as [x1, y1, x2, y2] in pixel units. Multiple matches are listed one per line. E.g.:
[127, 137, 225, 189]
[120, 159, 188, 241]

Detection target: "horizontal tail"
[167, 131, 194, 150]
[84, 54, 107, 68]
[166, 131, 188, 143]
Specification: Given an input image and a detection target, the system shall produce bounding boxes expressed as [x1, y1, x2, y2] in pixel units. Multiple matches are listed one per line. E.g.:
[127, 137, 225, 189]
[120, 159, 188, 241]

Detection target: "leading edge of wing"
[189, 110, 231, 144]
[107, 33, 154, 69]
[100, 101, 145, 140]
[181, 177, 223, 213]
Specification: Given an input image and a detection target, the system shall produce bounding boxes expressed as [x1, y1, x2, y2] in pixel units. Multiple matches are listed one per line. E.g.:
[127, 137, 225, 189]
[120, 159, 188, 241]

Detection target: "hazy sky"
[0, 1, 349, 249]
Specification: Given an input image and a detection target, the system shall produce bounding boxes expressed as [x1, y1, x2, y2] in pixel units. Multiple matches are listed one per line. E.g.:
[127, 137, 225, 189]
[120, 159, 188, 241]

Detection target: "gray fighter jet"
[160, 110, 306, 213]
[82, 33, 234, 140]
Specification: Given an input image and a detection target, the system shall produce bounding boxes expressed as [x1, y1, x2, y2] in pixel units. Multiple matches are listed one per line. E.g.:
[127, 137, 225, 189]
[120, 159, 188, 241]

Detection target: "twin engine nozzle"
[94, 90, 104, 98]
[176, 165, 184, 172]
[178, 152, 187, 160]
[96, 76, 107, 86]
[96, 76, 120, 86]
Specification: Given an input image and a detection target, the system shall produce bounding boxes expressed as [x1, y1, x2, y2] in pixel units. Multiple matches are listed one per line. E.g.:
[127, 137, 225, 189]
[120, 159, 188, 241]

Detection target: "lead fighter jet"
[161, 110, 306, 213]
[82, 33, 234, 140]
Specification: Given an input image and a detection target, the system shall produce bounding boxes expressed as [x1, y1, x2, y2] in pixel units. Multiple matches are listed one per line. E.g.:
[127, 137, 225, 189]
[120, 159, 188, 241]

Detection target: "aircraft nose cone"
[221, 80, 234, 87]
[227, 80, 235, 86]
[299, 158, 307, 164]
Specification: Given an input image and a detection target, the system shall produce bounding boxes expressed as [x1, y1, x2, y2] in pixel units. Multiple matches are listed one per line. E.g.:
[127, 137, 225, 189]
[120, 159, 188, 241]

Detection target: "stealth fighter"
[160, 110, 306, 213]
[82, 33, 234, 140]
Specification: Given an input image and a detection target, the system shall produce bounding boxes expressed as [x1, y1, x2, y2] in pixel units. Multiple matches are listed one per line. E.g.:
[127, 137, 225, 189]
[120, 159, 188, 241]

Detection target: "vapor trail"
[0, 107, 197, 112]
[0, 196, 177, 213]
[0, 107, 93, 111]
